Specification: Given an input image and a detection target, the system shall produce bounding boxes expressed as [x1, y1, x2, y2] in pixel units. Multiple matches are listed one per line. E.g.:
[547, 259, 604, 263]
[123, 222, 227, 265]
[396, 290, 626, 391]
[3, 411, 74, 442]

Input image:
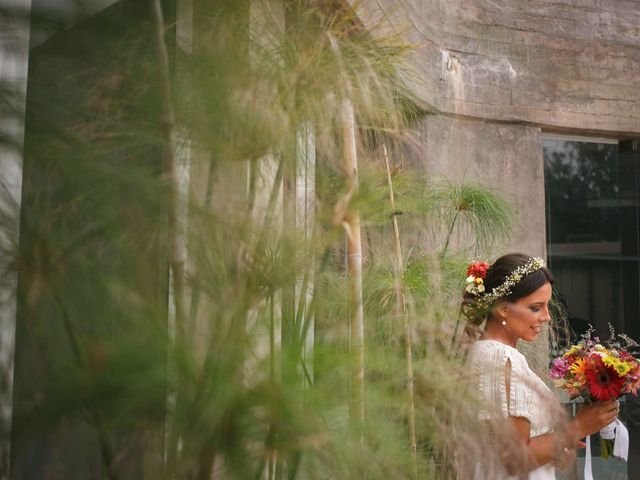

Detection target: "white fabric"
[599, 418, 629, 461]
[600, 421, 616, 440]
[467, 339, 557, 480]
[614, 419, 629, 461]
[584, 435, 593, 480]
[584, 418, 629, 479]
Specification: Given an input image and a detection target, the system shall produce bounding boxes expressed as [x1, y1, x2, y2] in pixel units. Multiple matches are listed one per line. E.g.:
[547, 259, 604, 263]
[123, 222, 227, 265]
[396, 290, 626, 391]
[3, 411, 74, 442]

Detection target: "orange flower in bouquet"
[550, 326, 640, 459]
[550, 327, 640, 402]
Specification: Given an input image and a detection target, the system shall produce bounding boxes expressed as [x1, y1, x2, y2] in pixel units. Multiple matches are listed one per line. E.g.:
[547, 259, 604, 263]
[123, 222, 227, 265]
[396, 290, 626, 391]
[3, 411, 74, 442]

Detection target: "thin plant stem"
[188, 153, 217, 330]
[441, 208, 459, 258]
[340, 98, 364, 439]
[150, 0, 186, 337]
[382, 143, 417, 480]
[270, 293, 276, 382]
[150, 0, 188, 473]
[450, 311, 465, 355]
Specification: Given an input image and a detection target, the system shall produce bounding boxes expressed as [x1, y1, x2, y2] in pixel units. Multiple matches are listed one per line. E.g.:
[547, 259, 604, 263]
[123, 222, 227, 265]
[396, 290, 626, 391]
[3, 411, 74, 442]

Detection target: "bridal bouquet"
[550, 327, 640, 401]
[550, 326, 640, 462]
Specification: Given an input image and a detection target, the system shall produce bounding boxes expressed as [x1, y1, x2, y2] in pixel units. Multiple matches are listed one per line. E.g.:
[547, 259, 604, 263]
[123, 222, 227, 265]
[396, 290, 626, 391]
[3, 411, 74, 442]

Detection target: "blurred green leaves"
[4, 1, 513, 479]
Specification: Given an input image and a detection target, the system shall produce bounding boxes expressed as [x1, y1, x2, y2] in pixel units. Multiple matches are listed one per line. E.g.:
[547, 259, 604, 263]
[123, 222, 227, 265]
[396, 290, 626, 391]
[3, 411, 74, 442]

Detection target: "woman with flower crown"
[462, 253, 619, 479]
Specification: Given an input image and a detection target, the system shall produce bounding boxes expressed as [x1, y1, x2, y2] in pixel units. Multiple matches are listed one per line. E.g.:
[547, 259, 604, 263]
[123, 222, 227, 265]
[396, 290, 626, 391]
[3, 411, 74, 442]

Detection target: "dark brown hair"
[462, 252, 554, 336]
[483, 253, 554, 304]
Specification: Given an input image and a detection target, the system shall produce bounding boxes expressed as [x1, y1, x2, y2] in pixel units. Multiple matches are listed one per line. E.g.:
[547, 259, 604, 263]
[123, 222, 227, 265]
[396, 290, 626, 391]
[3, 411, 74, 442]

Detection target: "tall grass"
[3, 1, 514, 479]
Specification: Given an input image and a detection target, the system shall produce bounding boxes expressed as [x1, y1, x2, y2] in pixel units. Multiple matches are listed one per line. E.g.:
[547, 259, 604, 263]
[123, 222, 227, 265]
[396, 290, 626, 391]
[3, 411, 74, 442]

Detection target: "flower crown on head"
[465, 257, 546, 307]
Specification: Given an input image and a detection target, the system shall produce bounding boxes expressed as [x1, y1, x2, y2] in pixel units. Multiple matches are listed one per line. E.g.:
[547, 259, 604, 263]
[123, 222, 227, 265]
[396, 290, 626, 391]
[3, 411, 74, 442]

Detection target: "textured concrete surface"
[409, 115, 547, 257]
[353, 0, 640, 266]
[354, 0, 640, 136]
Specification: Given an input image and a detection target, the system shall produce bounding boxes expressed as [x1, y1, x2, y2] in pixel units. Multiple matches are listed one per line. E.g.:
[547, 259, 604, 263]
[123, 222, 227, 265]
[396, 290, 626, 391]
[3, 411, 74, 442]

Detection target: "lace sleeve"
[503, 349, 534, 424]
[470, 341, 538, 425]
[469, 340, 555, 438]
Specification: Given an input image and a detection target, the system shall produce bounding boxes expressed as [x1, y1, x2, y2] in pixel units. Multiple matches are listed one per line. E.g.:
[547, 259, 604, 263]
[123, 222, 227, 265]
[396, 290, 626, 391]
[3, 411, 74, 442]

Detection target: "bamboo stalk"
[340, 98, 364, 437]
[150, 0, 188, 474]
[150, 0, 186, 334]
[382, 143, 417, 479]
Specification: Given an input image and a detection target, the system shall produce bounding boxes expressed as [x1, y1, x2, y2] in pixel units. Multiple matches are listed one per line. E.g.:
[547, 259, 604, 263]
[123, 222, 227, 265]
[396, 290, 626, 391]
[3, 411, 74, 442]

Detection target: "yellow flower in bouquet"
[550, 327, 640, 402]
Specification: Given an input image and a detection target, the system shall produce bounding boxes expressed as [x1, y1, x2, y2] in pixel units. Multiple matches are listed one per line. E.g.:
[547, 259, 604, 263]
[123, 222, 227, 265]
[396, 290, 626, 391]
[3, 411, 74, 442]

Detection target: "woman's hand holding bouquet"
[550, 326, 640, 466]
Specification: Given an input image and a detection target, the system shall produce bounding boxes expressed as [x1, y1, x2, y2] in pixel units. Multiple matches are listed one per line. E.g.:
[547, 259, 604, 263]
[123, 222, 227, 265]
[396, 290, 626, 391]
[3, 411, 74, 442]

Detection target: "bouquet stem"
[600, 437, 614, 460]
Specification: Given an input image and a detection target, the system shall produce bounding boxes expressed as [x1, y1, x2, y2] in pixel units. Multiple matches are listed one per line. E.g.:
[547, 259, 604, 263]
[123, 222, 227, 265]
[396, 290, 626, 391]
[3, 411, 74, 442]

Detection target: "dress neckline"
[475, 338, 519, 351]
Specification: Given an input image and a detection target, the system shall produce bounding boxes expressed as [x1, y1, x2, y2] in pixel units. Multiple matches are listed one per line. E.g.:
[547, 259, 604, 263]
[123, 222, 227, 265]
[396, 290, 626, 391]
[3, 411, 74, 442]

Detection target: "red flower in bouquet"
[550, 328, 640, 401]
[584, 356, 626, 401]
[551, 329, 640, 464]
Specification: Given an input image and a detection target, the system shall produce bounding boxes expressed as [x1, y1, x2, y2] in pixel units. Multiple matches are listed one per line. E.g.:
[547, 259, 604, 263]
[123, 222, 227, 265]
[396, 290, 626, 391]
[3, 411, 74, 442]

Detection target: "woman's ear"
[494, 302, 509, 321]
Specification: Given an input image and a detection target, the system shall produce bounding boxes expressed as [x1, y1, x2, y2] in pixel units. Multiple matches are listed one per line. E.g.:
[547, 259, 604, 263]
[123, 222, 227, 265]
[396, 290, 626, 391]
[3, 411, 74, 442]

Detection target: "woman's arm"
[501, 359, 556, 473]
[506, 416, 571, 473]
[507, 401, 618, 474]
[503, 360, 619, 474]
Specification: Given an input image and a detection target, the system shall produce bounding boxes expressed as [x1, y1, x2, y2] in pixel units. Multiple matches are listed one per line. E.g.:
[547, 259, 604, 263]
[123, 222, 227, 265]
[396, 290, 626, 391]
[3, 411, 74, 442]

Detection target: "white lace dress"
[467, 339, 557, 480]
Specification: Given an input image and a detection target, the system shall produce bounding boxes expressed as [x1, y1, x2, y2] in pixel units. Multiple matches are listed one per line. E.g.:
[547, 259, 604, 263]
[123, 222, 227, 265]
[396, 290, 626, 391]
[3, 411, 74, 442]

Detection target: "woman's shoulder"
[468, 339, 529, 369]
[469, 339, 523, 356]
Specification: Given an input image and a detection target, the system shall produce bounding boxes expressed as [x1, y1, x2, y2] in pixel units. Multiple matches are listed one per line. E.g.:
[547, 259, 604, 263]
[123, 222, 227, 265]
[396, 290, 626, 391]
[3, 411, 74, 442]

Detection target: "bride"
[462, 253, 618, 479]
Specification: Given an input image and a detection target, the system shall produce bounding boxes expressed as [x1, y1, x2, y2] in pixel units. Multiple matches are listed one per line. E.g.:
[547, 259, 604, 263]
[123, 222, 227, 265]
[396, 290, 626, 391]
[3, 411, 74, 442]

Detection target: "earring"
[501, 319, 507, 326]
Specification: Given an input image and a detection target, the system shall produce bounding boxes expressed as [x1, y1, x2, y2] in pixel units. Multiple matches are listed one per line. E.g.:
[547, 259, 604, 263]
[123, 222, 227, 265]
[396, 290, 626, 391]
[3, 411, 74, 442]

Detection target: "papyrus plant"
[4, 1, 514, 479]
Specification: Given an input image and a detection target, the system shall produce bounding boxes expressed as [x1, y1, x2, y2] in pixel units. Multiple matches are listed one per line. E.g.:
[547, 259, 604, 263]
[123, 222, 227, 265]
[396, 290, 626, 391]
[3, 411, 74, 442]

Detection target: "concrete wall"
[356, 0, 640, 136]
[354, 0, 640, 255]
[412, 115, 547, 256]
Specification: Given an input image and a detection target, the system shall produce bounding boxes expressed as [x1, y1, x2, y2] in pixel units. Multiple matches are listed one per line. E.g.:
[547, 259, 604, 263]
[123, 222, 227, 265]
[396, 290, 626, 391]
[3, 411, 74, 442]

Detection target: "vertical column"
[0, 1, 30, 478]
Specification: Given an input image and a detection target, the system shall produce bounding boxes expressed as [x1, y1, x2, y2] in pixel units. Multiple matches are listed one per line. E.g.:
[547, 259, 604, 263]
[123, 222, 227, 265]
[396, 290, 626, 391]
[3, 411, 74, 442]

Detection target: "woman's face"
[501, 282, 552, 343]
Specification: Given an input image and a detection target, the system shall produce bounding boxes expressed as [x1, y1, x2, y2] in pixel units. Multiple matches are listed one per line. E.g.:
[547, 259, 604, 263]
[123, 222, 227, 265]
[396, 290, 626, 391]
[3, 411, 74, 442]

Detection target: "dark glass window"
[544, 138, 640, 343]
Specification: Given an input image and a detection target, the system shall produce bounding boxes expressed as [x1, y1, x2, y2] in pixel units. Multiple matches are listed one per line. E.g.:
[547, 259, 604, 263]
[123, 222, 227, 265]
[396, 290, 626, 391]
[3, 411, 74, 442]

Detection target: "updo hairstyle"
[462, 253, 554, 337]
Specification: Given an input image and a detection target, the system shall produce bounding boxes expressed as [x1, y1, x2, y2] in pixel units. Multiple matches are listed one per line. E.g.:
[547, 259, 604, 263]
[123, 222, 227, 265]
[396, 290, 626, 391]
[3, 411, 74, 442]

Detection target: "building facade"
[1, 0, 639, 478]
[356, 2, 640, 477]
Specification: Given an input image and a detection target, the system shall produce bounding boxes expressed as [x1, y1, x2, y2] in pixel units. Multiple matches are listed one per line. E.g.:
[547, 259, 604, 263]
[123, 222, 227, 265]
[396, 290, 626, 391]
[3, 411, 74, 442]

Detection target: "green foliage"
[427, 179, 514, 257]
[3, 1, 514, 479]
